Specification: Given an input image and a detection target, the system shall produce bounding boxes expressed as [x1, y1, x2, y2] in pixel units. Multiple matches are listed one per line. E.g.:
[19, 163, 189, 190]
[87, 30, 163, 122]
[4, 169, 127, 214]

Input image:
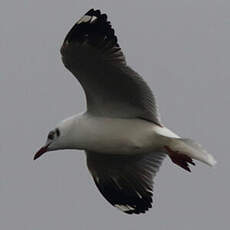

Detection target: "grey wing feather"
[86, 151, 166, 214]
[61, 9, 161, 125]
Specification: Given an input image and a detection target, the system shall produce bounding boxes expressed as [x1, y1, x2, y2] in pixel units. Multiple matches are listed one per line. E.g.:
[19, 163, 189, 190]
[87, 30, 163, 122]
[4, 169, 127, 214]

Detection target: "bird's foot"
[164, 146, 195, 172]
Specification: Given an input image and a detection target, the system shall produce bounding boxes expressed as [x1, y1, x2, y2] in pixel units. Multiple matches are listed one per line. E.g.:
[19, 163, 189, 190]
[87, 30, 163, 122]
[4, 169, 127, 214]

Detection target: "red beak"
[34, 145, 49, 160]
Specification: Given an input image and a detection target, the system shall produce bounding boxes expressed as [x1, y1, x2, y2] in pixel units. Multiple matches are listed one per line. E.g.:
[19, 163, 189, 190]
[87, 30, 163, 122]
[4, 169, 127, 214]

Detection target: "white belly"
[69, 114, 167, 154]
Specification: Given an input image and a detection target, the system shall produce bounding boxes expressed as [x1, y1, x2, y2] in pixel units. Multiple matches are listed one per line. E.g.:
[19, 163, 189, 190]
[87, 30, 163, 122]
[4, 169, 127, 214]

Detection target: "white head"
[34, 127, 62, 160]
[34, 117, 76, 160]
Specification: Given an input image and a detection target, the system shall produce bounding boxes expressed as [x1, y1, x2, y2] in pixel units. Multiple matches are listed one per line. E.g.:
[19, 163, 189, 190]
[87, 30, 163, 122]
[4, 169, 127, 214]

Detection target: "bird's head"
[34, 128, 62, 160]
[34, 116, 78, 160]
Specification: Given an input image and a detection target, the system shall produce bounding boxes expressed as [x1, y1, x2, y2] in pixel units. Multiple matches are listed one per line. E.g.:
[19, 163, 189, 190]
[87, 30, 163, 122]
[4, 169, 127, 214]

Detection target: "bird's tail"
[164, 137, 217, 171]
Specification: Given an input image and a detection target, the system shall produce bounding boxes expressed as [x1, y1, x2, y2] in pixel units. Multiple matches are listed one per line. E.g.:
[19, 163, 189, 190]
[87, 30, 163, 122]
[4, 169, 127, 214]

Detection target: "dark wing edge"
[61, 9, 162, 126]
[61, 8, 126, 65]
[86, 151, 166, 214]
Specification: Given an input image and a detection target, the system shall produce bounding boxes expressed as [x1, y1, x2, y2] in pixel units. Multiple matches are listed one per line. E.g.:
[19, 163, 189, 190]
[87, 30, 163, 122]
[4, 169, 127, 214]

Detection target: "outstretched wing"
[61, 9, 161, 125]
[86, 151, 165, 214]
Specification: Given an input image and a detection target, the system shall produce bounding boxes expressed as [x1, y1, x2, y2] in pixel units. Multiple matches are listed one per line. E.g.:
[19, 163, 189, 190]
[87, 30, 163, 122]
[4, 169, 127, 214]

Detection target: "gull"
[34, 9, 217, 214]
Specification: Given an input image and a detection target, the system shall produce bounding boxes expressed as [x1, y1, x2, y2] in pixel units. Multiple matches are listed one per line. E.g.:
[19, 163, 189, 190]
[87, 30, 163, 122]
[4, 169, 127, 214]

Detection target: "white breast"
[65, 113, 165, 154]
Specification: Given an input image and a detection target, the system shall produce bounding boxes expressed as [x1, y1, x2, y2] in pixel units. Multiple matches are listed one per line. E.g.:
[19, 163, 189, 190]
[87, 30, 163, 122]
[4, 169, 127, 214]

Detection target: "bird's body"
[55, 113, 177, 154]
[35, 9, 216, 214]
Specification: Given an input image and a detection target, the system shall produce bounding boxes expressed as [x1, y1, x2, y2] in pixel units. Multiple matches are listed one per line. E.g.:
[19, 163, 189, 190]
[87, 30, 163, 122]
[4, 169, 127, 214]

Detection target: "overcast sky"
[0, 0, 229, 229]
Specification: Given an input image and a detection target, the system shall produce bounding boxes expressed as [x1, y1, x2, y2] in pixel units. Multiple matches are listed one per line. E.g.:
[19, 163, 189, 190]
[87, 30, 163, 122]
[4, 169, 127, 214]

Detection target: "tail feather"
[168, 138, 217, 167]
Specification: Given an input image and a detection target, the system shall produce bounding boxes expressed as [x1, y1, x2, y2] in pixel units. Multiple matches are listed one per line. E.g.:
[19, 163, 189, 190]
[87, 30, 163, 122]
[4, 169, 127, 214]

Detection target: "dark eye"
[48, 131, 55, 140]
[55, 128, 60, 137]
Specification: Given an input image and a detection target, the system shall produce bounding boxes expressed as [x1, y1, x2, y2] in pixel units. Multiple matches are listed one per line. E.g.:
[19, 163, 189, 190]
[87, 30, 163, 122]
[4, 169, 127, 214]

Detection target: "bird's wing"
[61, 9, 161, 125]
[86, 151, 166, 214]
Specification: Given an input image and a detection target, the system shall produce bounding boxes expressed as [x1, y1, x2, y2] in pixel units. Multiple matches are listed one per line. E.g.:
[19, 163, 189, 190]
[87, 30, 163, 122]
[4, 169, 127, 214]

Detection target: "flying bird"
[34, 9, 216, 214]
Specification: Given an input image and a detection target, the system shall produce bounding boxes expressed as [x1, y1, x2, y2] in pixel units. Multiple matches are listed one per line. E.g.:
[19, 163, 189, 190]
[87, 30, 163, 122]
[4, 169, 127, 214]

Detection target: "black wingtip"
[85, 8, 96, 15]
[86, 9, 101, 17]
[93, 177, 153, 215]
[63, 9, 118, 48]
[86, 9, 108, 20]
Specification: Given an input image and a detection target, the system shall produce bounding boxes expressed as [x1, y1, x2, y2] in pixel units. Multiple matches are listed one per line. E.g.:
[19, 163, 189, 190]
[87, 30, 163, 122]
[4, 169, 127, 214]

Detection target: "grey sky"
[0, 0, 229, 229]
